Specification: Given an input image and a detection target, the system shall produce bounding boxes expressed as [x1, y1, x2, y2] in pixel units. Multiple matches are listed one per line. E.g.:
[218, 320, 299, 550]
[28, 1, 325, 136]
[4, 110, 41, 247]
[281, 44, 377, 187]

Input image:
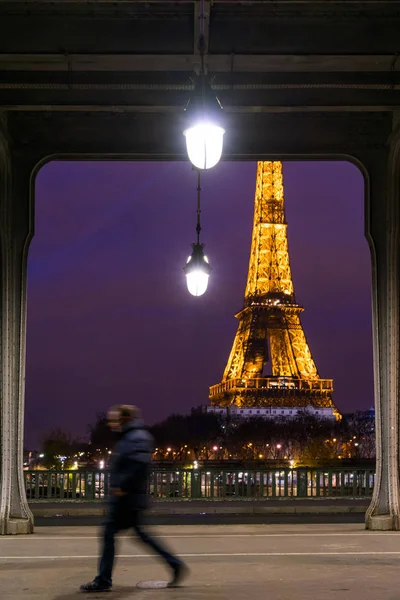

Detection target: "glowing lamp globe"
[184, 78, 225, 170]
[184, 123, 225, 170]
[184, 243, 211, 297]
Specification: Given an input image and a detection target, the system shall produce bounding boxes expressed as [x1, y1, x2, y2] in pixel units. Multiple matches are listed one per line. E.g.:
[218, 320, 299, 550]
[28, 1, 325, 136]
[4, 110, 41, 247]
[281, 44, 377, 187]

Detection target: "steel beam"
[1, 54, 400, 73]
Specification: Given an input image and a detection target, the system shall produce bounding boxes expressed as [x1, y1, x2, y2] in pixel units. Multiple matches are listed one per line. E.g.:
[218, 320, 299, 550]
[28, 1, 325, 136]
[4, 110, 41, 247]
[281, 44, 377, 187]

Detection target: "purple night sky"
[25, 161, 372, 449]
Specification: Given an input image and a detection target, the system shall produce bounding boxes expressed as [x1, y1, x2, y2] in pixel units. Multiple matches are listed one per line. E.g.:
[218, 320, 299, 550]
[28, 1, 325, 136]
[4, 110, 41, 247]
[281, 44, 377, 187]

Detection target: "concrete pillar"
[0, 120, 34, 534]
[365, 129, 400, 530]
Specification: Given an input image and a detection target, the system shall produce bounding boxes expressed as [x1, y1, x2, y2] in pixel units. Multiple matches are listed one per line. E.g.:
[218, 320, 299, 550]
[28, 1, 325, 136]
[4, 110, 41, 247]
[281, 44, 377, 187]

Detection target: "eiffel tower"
[209, 161, 340, 419]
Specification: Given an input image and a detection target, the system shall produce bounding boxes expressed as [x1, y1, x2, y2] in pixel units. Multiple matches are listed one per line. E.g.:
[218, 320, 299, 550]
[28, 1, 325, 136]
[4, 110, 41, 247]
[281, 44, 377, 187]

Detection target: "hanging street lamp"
[184, 170, 211, 296]
[183, 1, 225, 170]
[183, 76, 225, 170]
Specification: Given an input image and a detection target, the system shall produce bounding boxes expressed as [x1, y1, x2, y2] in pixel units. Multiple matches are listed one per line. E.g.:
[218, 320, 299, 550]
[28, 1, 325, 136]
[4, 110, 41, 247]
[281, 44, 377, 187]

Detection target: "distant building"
[205, 404, 336, 420]
[341, 407, 375, 425]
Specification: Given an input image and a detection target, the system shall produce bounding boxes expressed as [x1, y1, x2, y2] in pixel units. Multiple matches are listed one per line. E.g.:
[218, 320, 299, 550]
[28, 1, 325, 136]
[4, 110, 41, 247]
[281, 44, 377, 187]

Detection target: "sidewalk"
[29, 497, 370, 518]
[0, 523, 399, 599]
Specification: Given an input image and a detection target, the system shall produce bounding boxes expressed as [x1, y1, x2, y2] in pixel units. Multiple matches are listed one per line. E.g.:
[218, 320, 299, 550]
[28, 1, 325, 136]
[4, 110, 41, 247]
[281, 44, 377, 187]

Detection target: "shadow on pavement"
[54, 586, 137, 599]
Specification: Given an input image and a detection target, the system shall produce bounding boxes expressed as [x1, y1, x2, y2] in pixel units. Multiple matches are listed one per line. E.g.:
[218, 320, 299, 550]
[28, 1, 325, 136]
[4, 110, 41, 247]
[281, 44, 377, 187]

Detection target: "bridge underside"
[0, 1, 400, 533]
[0, 1, 398, 160]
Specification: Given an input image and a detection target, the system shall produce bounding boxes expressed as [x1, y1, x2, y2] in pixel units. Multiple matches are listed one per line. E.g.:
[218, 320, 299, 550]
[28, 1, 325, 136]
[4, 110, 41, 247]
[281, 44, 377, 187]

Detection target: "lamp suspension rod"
[196, 169, 202, 244]
[198, 0, 206, 78]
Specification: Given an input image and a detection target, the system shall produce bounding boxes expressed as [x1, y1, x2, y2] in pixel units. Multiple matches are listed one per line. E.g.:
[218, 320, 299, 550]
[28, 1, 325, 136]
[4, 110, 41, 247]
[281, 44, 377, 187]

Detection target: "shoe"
[168, 562, 189, 587]
[80, 580, 112, 593]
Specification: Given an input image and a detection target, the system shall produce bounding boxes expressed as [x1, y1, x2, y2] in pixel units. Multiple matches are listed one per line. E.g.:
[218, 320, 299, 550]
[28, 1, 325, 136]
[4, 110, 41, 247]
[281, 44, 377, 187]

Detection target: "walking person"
[80, 404, 187, 592]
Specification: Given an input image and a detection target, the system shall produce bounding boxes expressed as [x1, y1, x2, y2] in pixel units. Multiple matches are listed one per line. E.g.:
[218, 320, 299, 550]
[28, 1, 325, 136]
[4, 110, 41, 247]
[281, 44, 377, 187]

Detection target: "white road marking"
[1, 551, 400, 560]
[1, 532, 399, 541]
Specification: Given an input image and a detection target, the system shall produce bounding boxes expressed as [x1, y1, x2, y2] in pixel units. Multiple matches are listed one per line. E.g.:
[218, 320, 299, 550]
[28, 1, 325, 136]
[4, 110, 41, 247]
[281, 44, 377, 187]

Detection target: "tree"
[298, 438, 337, 465]
[338, 411, 375, 459]
[40, 428, 74, 469]
[87, 413, 117, 452]
[150, 410, 223, 460]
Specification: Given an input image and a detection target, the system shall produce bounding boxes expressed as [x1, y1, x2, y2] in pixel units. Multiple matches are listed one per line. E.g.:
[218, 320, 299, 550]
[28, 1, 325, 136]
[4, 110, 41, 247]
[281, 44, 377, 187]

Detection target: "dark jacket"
[109, 418, 154, 511]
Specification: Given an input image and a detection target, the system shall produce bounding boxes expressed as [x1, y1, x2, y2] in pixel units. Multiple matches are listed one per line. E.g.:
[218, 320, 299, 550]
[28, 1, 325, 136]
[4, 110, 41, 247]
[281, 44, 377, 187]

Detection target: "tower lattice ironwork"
[209, 161, 339, 416]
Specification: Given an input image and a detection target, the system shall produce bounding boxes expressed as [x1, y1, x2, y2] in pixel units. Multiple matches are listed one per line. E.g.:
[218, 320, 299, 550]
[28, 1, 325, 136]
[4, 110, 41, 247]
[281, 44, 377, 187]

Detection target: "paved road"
[0, 523, 399, 599]
[30, 498, 369, 525]
[35, 512, 365, 527]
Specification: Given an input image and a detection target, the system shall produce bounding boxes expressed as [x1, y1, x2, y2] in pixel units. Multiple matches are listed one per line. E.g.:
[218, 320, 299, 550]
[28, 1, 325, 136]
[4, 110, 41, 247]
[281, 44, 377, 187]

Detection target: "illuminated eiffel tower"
[209, 161, 340, 419]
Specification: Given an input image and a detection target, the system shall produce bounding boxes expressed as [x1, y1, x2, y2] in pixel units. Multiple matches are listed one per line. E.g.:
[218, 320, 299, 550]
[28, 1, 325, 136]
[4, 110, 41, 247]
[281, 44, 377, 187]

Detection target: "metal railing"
[209, 377, 333, 397]
[24, 467, 375, 501]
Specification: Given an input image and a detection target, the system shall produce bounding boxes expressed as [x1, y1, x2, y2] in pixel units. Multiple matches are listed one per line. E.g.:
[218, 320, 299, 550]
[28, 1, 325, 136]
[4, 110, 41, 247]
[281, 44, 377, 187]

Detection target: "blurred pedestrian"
[80, 404, 187, 592]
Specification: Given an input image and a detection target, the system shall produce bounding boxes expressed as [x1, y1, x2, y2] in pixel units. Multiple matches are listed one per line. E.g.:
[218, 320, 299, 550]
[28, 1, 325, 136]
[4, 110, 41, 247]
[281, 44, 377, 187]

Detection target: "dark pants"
[96, 506, 180, 586]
